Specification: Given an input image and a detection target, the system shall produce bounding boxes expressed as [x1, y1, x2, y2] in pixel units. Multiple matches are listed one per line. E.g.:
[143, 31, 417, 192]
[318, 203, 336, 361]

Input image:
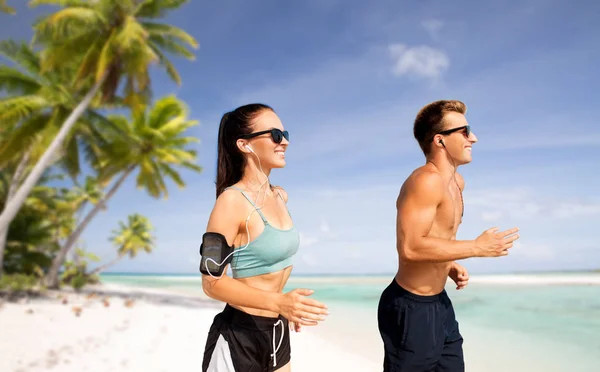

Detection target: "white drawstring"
[270, 319, 284, 367]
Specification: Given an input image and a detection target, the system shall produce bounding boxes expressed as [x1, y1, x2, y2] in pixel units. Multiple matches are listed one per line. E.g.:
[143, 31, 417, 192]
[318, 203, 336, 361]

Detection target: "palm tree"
[0, 41, 112, 277]
[45, 95, 202, 287]
[0, 0, 15, 14]
[89, 213, 155, 275]
[1, 171, 65, 276]
[0, 0, 199, 258]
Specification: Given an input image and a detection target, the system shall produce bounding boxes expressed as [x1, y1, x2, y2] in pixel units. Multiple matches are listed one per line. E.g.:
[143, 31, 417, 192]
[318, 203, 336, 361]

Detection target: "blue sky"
[2, 0, 599, 275]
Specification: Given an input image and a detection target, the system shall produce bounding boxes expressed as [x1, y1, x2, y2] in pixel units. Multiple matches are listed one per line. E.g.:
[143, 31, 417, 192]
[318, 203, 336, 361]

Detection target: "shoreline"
[2, 279, 598, 372]
[100, 272, 600, 286]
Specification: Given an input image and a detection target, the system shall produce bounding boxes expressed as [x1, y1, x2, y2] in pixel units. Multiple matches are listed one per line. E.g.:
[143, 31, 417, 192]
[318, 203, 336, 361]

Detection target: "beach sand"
[0, 284, 379, 372]
[2, 274, 598, 372]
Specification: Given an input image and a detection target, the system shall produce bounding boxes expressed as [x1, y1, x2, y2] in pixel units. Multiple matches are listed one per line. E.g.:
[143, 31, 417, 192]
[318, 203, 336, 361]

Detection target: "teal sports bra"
[224, 186, 299, 279]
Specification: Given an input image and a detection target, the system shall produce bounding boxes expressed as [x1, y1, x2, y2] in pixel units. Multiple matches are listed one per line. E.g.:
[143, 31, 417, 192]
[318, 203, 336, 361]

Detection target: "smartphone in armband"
[199, 232, 235, 276]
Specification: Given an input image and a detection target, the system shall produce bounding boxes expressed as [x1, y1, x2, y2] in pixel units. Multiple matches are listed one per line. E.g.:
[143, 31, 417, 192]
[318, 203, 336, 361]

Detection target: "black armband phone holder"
[199, 232, 235, 276]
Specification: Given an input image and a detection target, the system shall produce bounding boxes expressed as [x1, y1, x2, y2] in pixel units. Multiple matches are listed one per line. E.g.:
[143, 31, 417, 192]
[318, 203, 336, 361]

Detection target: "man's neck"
[426, 153, 457, 182]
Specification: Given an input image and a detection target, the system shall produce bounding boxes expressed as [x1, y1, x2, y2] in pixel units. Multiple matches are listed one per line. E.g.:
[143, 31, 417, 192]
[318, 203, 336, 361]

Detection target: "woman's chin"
[269, 159, 286, 168]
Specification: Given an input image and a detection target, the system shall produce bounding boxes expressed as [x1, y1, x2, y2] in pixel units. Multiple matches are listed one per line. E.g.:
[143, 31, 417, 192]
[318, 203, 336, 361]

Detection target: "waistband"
[389, 279, 447, 303]
[222, 304, 285, 331]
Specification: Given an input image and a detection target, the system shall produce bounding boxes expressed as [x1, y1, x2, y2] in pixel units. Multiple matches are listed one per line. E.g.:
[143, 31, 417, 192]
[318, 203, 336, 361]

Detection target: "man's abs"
[395, 260, 452, 296]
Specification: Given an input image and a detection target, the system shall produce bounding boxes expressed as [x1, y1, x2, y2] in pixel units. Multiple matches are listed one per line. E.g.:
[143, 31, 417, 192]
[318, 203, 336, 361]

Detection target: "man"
[377, 100, 520, 372]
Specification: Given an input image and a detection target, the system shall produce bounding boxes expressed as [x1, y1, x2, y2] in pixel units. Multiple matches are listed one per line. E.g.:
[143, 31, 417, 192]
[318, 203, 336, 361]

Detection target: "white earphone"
[205, 142, 267, 280]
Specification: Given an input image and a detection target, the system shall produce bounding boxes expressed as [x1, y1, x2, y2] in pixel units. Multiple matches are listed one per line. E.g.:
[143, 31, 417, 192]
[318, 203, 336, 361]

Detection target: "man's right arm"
[397, 172, 481, 263]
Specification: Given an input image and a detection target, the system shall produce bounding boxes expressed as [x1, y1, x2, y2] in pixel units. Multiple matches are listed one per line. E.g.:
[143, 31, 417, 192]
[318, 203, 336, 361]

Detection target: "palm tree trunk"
[89, 254, 124, 276]
[0, 151, 31, 278]
[0, 77, 104, 264]
[45, 165, 135, 288]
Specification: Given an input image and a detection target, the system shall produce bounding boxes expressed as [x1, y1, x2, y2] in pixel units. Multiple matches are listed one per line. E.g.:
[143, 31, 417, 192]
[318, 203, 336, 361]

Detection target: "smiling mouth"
[275, 151, 285, 157]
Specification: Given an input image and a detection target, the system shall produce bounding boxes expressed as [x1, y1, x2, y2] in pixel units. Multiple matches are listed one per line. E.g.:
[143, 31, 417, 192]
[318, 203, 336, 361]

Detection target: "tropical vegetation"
[0, 0, 201, 296]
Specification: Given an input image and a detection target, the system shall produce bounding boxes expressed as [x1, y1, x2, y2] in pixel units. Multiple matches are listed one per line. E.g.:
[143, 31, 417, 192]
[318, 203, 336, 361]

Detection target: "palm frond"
[180, 161, 202, 173]
[0, 95, 50, 124]
[33, 7, 106, 43]
[0, 65, 41, 95]
[59, 133, 81, 180]
[158, 163, 185, 188]
[148, 34, 195, 60]
[135, 0, 188, 19]
[147, 94, 185, 127]
[96, 29, 117, 83]
[148, 44, 181, 84]
[0, 113, 50, 166]
[0, 0, 15, 15]
[0, 40, 41, 77]
[29, 0, 92, 8]
[141, 21, 199, 51]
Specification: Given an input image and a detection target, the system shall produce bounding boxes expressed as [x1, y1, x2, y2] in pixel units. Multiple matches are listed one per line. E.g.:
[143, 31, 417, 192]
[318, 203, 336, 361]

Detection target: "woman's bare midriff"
[230, 266, 293, 318]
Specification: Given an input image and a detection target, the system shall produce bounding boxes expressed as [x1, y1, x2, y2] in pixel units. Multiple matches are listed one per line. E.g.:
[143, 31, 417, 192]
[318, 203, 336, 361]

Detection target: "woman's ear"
[236, 139, 249, 153]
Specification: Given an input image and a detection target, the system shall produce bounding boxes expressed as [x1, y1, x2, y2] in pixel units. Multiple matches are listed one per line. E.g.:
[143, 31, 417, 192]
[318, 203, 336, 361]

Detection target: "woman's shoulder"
[211, 186, 247, 219]
[271, 184, 288, 203]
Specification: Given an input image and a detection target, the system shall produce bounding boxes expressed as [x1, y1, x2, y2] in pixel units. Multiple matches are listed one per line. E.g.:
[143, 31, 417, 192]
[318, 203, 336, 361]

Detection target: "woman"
[200, 103, 329, 372]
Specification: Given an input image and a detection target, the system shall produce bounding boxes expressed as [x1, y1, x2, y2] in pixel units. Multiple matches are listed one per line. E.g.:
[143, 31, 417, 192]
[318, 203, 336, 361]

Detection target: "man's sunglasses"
[438, 125, 471, 138]
[239, 128, 289, 144]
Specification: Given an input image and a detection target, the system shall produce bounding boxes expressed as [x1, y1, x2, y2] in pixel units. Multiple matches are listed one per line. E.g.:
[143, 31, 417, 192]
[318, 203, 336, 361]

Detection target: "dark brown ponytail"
[215, 103, 273, 198]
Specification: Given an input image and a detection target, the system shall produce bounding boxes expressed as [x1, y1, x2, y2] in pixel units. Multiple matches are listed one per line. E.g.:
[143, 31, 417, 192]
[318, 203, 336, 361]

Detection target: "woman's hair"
[216, 103, 274, 198]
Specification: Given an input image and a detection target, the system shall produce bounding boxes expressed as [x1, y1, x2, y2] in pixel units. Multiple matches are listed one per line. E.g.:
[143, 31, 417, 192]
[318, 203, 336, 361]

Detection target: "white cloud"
[510, 242, 556, 260]
[552, 201, 600, 219]
[388, 43, 450, 79]
[421, 19, 444, 40]
[466, 187, 600, 221]
[320, 218, 331, 233]
[299, 232, 319, 247]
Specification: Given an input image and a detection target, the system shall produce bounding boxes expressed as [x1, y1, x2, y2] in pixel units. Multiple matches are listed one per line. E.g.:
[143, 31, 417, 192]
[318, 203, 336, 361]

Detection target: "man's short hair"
[413, 100, 467, 155]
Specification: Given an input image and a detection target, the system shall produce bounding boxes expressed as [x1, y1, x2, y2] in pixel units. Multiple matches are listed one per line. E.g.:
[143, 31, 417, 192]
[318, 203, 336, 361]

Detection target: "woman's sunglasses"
[239, 128, 289, 144]
[438, 125, 471, 138]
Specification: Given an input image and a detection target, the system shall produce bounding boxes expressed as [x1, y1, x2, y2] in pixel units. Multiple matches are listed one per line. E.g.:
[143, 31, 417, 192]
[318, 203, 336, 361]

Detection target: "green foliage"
[0, 40, 114, 179]
[29, 0, 199, 112]
[0, 0, 15, 14]
[60, 248, 100, 290]
[0, 271, 46, 301]
[112, 213, 155, 257]
[98, 95, 202, 198]
[0, 0, 200, 293]
[0, 273, 41, 292]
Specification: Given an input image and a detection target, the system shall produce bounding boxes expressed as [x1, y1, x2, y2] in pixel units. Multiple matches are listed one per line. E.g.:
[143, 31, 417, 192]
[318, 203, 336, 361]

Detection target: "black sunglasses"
[438, 125, 470, 138]
[239, 128, 289, 144]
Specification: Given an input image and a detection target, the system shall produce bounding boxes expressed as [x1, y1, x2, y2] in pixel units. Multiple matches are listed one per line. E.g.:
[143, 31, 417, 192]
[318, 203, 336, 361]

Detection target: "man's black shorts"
[202, 304, 290, 372]
[377, 279, 464, 372]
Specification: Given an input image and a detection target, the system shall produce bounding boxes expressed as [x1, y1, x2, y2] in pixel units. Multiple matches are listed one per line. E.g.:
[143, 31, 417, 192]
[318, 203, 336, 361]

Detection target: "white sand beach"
[2, 274, 599, 372]
[0, 284, 380, 372]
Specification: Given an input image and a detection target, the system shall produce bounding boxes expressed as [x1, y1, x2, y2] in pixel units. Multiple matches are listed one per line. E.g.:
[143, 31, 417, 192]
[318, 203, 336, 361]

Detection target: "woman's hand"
[276, 288, 328, 326]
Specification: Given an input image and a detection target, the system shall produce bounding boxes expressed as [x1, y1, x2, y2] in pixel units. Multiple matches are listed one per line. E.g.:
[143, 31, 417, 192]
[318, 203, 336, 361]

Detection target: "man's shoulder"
[397, 167, 444, 208]
[404, 166, 444, 191]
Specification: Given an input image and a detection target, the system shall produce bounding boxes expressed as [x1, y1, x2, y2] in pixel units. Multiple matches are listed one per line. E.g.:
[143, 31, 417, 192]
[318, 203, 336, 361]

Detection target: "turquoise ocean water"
[101, 272, 600, 371]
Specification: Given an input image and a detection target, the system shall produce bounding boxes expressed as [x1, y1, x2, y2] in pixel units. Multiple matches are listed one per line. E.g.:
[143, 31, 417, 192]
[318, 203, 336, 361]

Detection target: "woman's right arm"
[201, 191, 328, 326]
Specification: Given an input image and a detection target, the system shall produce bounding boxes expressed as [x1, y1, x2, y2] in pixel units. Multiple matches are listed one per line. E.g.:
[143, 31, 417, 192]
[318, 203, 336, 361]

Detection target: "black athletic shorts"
[202, 304, 291, 372]
[377, 279, 464, 372]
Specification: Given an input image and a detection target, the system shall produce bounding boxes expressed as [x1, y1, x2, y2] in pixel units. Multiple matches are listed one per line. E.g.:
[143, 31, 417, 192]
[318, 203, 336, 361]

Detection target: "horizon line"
[100, 268, 600, 277]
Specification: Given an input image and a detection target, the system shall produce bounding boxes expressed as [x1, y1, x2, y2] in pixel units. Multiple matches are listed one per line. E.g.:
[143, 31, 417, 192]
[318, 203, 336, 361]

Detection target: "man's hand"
[449, 262, 469, 290]
[475, 227, 520, 257]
